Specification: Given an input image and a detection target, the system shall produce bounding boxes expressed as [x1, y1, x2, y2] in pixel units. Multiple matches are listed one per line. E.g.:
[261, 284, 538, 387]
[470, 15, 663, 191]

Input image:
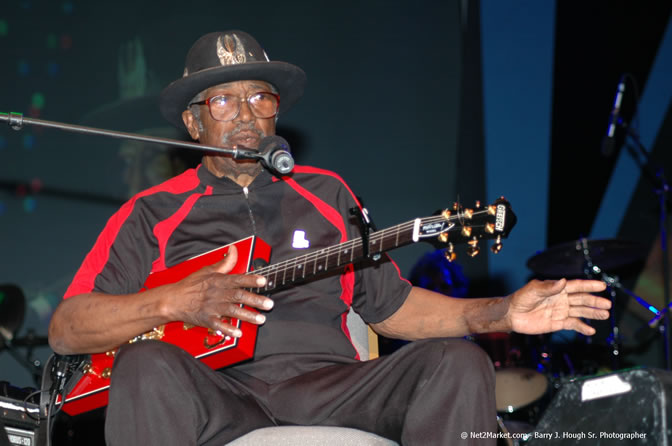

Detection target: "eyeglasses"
[189, 91, 280, 122]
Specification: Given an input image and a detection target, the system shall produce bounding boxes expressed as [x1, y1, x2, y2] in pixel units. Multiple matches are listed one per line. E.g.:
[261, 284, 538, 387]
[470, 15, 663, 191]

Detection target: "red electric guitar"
[57, 198, 516, 415]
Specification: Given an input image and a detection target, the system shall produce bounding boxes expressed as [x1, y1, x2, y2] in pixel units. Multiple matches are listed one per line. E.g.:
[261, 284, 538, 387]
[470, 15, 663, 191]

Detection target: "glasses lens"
[208, 95, 238, 121]
[207, 93, 279, 121]
[248, 93, 278, 119]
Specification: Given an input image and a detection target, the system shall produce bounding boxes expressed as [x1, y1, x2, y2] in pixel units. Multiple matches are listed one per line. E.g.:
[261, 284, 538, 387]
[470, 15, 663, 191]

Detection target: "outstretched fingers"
[564, 279, 607, 294]
[567, 305, 610, 320]
[563, 280, 610, 330]
[564, 280, 611, 323]
[568, 292, 612, 310]
[563, 317, 597, 336]
[538, 278, 607, 298]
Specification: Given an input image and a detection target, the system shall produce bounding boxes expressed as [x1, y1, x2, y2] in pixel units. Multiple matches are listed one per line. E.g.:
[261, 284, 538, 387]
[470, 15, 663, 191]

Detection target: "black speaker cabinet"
[528, 368, 672, 445]
[0, 396, 42, 446]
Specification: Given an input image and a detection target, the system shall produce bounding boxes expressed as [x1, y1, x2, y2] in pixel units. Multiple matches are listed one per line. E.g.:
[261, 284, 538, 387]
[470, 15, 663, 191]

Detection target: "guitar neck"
[249, 218, 420, 294]
[246, 198, 516, 294]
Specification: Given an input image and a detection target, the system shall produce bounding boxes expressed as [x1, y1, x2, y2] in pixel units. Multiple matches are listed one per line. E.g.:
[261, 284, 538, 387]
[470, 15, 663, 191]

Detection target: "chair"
[225, 308, 399, 445]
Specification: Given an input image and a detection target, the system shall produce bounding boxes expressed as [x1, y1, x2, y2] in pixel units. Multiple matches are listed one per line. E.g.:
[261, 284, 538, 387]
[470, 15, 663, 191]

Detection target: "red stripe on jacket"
[275, 168, 358, 358]
[63, 168, 202, 298]
[151, 185, 214, 273]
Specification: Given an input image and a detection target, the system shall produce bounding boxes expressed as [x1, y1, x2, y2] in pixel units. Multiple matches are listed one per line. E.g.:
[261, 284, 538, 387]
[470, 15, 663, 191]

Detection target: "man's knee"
[399, 339, 498, 442]
[405, 338, 495, 384]
[109, 341, 193, 397]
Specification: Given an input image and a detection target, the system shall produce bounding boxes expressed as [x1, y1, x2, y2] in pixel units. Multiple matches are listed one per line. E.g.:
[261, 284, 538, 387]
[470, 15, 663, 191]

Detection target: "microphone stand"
[579, 238, 621, 370]
[0, 111, 262, 161]
[622, 125, 670, 370]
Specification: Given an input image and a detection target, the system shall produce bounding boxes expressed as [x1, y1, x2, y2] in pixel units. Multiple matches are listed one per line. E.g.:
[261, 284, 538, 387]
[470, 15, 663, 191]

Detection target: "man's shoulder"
[130, 167, 202, 201]
[283, 165, 361, 207]
[288, 165, 351, 188]
[112, 167, 203, 219]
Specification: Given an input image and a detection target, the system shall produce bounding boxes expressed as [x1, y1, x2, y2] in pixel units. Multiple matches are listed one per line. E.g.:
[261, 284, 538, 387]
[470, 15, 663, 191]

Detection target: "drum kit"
[479, 237, 652, 444]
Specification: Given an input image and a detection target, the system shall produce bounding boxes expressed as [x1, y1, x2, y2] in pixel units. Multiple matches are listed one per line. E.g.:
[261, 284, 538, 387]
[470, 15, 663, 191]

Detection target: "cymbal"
[527, 238, 648, 278]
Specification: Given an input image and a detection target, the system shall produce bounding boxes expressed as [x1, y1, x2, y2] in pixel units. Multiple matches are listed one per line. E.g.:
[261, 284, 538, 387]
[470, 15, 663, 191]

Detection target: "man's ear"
[182, 109, 200, 141]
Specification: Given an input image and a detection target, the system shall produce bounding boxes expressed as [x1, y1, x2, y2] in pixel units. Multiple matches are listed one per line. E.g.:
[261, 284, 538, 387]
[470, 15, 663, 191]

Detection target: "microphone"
[601, 75, 627, 157]
[256, 135, 294, 175]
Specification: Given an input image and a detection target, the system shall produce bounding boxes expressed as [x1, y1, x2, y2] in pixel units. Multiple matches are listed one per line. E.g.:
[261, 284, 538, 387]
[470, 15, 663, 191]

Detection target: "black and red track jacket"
[64, 164, 411, 382]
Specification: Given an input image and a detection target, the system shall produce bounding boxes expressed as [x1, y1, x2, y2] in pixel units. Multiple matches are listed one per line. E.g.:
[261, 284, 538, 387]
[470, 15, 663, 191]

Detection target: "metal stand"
[597, 270, 662, 368]
[0, 111, 294, 175]
[0, 335, 43, 387]
[579, 239, 622, 369]
[0, 111, 251, 157]
[577, 237, 669, 370]
[621, 126, 670, 370]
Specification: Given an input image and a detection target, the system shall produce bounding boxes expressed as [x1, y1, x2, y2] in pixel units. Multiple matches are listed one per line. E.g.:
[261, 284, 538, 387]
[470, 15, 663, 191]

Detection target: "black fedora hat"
[159, 30, 306, 129]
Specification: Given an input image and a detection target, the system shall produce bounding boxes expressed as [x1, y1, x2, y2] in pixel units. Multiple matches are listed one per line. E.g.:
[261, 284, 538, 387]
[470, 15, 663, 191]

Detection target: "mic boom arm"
[0, 111, 293, 174]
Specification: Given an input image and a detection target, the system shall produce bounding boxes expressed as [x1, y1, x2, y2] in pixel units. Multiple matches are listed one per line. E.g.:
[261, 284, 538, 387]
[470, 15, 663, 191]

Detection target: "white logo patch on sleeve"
[292, 230, 310, 249]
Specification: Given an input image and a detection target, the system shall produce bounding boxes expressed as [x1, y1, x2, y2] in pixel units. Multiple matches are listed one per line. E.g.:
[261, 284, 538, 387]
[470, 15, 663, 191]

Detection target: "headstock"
[415, 197, 517, 261]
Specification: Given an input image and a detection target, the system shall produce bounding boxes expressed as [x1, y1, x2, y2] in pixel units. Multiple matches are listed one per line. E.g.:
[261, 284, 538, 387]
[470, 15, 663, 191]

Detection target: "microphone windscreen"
[259, 135, 291, 154]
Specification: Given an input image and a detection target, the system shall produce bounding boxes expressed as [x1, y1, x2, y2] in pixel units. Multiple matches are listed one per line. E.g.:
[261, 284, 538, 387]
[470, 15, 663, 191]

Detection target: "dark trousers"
[104, 338, 497, 445]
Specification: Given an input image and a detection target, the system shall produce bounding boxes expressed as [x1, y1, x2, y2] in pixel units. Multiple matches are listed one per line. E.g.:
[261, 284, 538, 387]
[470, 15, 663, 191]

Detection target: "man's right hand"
[166, 244, 274, 339]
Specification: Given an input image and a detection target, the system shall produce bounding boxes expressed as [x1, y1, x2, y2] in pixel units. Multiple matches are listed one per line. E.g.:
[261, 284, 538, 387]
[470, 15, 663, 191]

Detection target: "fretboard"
[247, 217, 425, 294]
[242, 198, 516, 294]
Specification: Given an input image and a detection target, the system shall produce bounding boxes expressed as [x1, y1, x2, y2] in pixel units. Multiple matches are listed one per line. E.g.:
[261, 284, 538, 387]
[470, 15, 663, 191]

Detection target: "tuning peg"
[441, 209, 452, 220]
[463, 208, 474, 219]
[444, 243, 457, 262]
[461, 226, 472, 237]
[467, 237, 480, 257]
[475, 200, 481, 209]
[490, 235, 503, 254]
[438, 232, 449, 243]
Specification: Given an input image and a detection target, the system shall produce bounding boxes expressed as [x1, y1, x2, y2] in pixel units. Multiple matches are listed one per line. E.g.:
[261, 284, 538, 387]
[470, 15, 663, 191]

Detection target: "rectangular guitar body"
[59, 235, 271, 416]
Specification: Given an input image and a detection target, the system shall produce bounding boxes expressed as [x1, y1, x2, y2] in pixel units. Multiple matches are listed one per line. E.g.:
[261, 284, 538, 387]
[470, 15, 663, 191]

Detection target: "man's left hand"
[506, 279, 610, 336]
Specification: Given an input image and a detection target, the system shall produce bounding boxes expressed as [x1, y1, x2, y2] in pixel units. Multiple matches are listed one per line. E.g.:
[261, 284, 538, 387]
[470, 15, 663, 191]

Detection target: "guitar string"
[246, 208, 498, 288]
[253, 219, 493, 285]
[248, 212, 462, 279]
[249, 211, 495, 283]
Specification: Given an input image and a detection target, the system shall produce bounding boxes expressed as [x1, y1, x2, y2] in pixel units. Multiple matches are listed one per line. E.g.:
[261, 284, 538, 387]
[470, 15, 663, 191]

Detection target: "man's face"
[181, 80, 277, 181]
[182, 80, 277, 150]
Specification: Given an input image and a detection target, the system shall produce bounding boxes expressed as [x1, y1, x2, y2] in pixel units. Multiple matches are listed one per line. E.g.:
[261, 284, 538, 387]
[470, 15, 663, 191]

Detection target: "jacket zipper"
[242, 186, 258, 236]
